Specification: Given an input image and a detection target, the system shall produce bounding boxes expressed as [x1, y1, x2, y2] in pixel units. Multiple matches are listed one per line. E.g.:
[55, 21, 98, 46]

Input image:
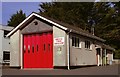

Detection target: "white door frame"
[20, 34, 23, 69]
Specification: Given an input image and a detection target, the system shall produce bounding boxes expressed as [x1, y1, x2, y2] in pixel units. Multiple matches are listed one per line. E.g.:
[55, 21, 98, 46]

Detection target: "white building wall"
[107, 51, 113, 64]
[70, 35, 97, 66]
[0, 25, 14, 64]
[2, 38, 10, 51]
[10, 30, 20, 67]
[0, 29, 4, 63]
[0, 29, 11, 64]
[53, 26, 67, 66]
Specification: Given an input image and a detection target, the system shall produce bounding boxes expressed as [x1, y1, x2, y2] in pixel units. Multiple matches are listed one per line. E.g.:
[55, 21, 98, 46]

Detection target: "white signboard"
[54, 37, 64, 46]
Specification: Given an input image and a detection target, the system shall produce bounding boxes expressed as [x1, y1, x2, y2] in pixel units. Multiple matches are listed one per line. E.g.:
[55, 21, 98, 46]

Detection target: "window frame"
[72, 36, 81, 48]
[3, 51, 10, 62]
[85, 40, 92, 50]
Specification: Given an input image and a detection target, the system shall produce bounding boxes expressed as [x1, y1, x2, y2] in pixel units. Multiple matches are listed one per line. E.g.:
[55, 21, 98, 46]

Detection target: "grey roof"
[102, 44, 115, 51]
[38, 13, 105, 42]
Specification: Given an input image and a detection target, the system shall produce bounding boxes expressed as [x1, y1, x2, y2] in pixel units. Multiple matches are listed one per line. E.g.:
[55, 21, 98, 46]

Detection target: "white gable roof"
[6, 12, 67, 37]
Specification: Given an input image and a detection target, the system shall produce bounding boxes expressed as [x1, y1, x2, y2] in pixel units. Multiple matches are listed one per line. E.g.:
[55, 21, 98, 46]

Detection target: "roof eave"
[68, 29, 105, 42]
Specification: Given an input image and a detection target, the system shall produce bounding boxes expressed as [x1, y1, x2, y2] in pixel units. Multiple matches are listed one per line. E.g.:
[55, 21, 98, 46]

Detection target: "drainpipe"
[105, 49, 107, 66]
[101, 48, 103, 66]
[97, 54, 100, 66]
[67, 29, 72, 70]
[96, 47, 100, 66]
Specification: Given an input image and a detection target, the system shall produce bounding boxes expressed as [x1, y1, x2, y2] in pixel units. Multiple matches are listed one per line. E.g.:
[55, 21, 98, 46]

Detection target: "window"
[85, 40, 91, 49]
[72, 36, 80, 48]
[3, 51, 10, 61]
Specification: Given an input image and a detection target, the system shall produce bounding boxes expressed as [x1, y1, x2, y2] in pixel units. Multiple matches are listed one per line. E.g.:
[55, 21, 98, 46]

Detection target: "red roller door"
[23, 32, 53, 68]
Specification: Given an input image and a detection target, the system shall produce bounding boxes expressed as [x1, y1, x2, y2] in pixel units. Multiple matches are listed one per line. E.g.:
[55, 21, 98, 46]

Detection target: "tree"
[39, 2, 120, 58]
[39, 2, 94, 31]
[93, 2, 120, 59]
[7, 9, 26, 27]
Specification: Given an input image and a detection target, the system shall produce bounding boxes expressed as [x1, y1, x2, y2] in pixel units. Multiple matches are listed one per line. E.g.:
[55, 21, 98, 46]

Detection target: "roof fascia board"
[6, 13, 35, 37]
[33, 13, 67, 30]
[71, 29, 105, 42]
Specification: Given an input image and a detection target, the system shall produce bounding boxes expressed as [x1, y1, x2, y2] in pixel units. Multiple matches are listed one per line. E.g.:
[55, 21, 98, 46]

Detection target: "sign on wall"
[54, 37, 64, 46]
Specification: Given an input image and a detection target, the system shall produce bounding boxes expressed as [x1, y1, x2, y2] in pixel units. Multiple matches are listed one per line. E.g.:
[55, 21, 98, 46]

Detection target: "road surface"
[2, 64, 119, 75]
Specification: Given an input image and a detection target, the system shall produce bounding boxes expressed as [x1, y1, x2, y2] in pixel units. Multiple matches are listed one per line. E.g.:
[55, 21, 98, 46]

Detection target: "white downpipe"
[105, 49, 107, 65]
[67, 33, 70, 70]
[97, 55, 100, 66]
[67, 30, 72, 70]
[101, 48, 102, 66]
[20, 34, 23, 69]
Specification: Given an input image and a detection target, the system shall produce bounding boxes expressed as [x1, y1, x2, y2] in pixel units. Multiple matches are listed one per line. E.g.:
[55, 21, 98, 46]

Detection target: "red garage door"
[23, 32, 53, 68]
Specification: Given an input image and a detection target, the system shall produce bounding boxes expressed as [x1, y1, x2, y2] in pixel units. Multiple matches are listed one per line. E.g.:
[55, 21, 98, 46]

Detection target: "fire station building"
[6, 12, 114, 69]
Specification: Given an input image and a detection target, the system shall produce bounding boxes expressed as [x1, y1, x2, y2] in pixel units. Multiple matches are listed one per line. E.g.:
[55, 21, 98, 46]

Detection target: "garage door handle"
[32, 45, 34, 53]
[28, 45, 30, 53]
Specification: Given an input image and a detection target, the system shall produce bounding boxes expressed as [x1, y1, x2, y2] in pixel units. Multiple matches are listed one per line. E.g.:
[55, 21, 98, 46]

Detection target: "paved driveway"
[2, 64, 120, 75]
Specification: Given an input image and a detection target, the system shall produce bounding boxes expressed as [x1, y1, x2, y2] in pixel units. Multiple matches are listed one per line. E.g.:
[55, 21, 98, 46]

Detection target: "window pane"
[87, 41, 89, 48]
[78, 38, 79, 47]
[86, 41, 87, 48]
[76, 38, 79, 47]
[3, 51, 10, 60]
[72, 36, 80, 48]
[85, 41, 91, 49]
[76, 38, 78, 47]
[88, 41, 90, 49]
[72, 37, 74, 46]
[75, 37, 77, 47]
